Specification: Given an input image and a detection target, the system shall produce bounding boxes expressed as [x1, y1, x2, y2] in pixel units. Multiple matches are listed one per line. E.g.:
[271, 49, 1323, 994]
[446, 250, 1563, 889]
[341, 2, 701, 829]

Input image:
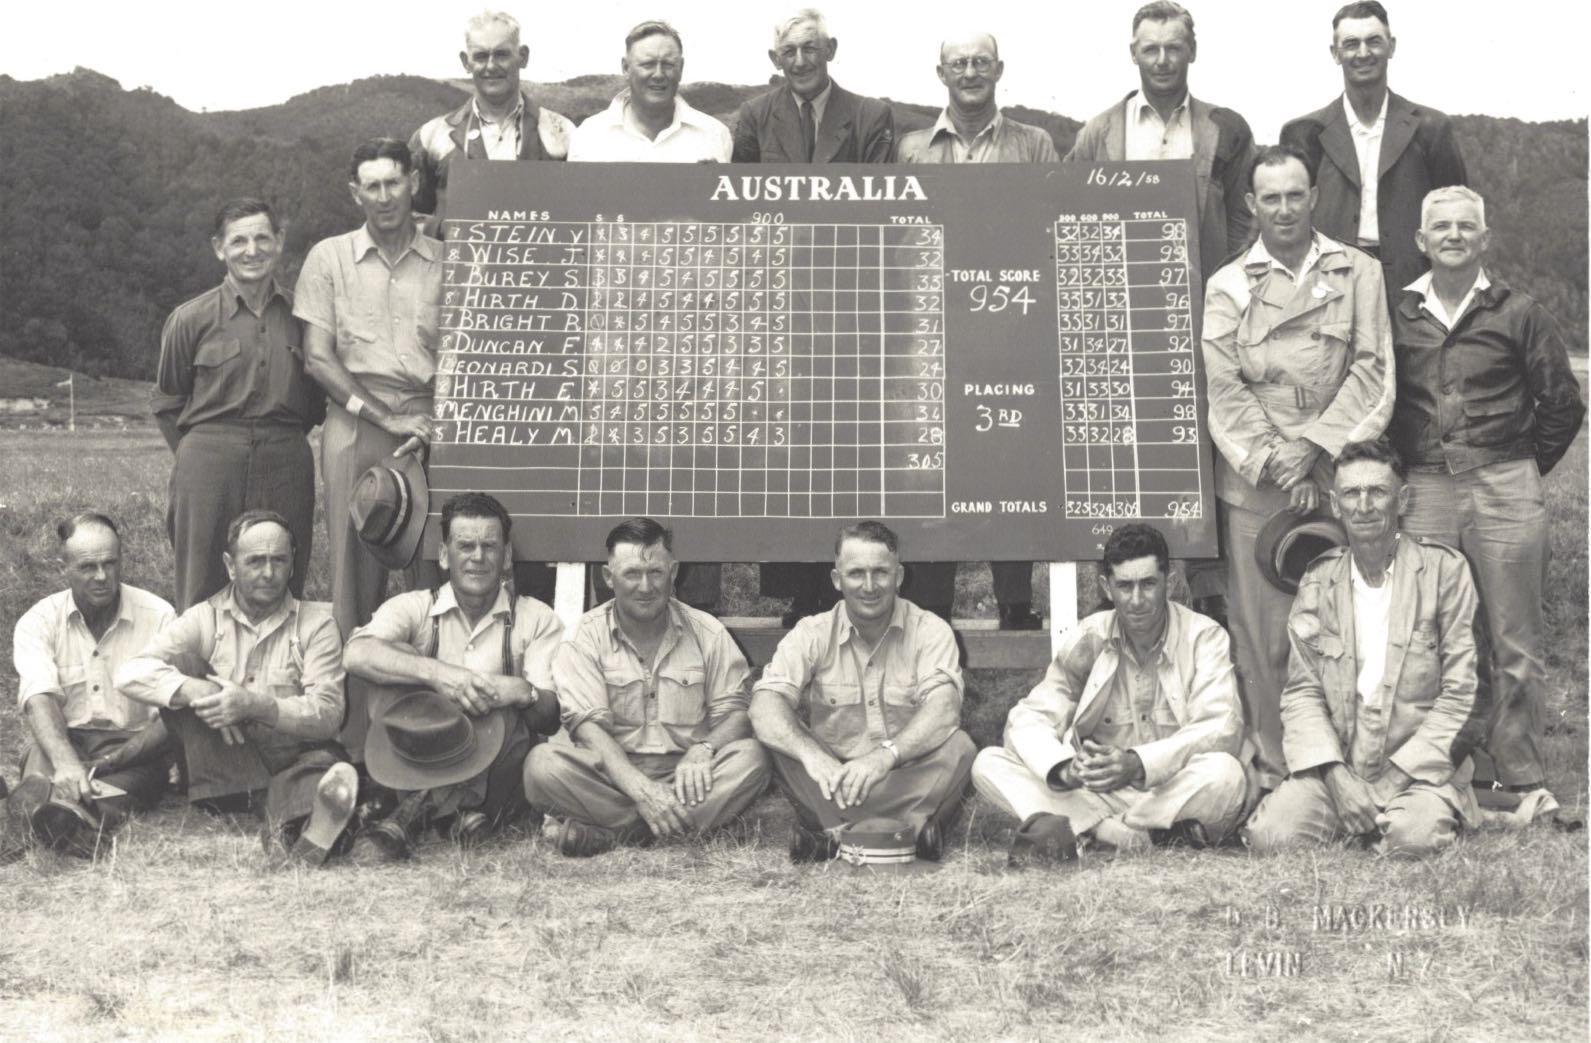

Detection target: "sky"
[2, 0, 1586, 141]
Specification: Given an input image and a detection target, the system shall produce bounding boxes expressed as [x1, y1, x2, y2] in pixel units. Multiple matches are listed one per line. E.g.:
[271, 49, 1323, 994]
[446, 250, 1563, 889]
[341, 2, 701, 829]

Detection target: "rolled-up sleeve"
[702, 622, 752, 726]
[115, 608, 209, 708]
[516, 601, 566, 694]
[272, 612, 346, 740]
[910, 614, 963, 710]
[347, 591, 427, 654]
[291, 242, 338, 336]
[555, 625, 614, 735]
[752, 619, 822, 709]
[13, 603, 61, 711]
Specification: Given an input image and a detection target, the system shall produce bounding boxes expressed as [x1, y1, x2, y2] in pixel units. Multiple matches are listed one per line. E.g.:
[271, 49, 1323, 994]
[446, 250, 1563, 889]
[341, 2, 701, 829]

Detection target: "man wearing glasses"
[409, 10, 576, 237]
[1280, 1, 1467, 298]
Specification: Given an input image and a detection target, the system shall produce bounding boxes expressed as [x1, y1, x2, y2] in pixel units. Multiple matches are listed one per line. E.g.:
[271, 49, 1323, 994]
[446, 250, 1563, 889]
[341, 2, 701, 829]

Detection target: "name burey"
[710, 175, 928, 203]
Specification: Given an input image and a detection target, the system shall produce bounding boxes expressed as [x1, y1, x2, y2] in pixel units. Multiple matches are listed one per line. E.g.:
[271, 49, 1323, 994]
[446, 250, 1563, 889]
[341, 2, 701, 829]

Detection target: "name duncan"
[709, 175, 927, 203]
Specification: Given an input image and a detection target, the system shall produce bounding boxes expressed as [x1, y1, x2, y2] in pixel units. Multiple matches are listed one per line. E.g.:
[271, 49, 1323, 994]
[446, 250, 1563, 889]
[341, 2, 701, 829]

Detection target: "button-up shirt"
[1246, 232, 1326, 287]
[153, 277, 316, 433]
[1405, 268, 1491, 332]
[116, 589, 345, 741]
[1124, 91, 1193, 161]
[898, 111, 1059, 164]
[558, 598, 750, 754]
[13, 585, 174, 730]
[349, 583, 563, 691]
[754, 598, 963, 761]
[293, 225, 444, 414]
[472, 96, 524, 160]
[1088, 628, 1179, 752]
[568, 91, 733, 163]
[1344, 92, 1388, 246]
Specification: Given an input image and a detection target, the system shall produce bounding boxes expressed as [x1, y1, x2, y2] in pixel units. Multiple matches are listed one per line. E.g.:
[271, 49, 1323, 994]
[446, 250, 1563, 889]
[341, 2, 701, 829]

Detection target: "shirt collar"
[66, 589, 134, 627]
[1350, 553, 1395, 590]
[793, 80, 834, 124]
[930, 107, 1002, 146]
[1404, 267, 1490, 298]
[1245, 231, 1325, 280]
[472, 93, 524, 127]
[219, 587, 297, 635]
[1342, 91, 1388, 132]
[611, 90, 711, 141]
[605, 597, 685, 649]
[1133, 90, 1189, 123]
[837, 596, 908, 645]
[430, 581, 512, 621]
[1106, 603, 1176, 665]
[220, 274, 287, 319]
[351, 223, 438, 264]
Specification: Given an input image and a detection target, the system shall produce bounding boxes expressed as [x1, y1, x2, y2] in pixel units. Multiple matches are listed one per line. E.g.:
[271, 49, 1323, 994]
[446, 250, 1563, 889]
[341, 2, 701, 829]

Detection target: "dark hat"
[1256, 506, 1348, 595]
[349, 453, 428, 571]
[836, 817, 939, 875]
[364, 687, 505, 790]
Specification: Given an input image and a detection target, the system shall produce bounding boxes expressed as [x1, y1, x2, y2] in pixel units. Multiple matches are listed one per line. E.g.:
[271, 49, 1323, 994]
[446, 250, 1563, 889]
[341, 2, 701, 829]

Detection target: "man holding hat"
[750, 521, 975, 864]
[116, 511, 358, 865]
[344, 493, 563, 858]
[524, 518, 769, 857]
[1202, 143, 1394, 791]
[1243, 440, 1486, 856]
[973, 524, 1248, 863]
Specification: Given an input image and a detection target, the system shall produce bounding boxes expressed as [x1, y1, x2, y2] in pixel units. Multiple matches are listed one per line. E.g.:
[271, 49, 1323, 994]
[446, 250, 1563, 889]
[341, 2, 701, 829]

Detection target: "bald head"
[936, 30, 1003, 116]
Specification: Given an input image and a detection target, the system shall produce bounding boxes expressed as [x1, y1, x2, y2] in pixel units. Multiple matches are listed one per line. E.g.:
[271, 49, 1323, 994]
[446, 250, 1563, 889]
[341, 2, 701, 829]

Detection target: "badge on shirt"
[467, 128, 481, 141]
[1312, 282, 1330, 300]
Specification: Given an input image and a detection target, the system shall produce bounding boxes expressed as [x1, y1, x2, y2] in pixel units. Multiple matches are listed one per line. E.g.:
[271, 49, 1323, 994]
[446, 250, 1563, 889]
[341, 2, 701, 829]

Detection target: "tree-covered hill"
[0, 68, 1581, 383]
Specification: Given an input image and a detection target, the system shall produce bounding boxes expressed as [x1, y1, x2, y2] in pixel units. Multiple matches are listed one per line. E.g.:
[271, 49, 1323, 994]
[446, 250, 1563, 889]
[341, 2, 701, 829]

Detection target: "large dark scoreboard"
[427, 161, 1217, 563]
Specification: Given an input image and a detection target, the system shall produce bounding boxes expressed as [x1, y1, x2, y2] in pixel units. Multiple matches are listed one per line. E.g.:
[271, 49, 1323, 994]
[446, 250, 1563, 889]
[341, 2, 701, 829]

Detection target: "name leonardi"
[709, 175, 927, 202]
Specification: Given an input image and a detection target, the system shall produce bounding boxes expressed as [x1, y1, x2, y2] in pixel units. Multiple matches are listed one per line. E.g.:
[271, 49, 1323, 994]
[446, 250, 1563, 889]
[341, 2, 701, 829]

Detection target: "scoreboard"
[428, 161, 1217, 563]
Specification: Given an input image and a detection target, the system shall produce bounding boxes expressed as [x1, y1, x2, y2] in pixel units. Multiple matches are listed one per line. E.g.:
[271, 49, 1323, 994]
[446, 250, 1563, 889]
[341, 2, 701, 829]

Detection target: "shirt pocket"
[263, 665, 303, 705]
[811, 680, 863, 747]
[602, 662, 647, 725]
[193, 336, 245, 402]
[1305, 320, 1354, 388]
[56, 662, 91, 710]
[333, 295, 379, 359]
[656, 666, 705, 726]
[1399, 621, 1442, 710]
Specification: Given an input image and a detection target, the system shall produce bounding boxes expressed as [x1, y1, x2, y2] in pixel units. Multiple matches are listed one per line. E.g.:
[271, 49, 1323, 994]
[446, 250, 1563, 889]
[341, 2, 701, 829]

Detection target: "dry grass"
[0, 425, 1586, 1041]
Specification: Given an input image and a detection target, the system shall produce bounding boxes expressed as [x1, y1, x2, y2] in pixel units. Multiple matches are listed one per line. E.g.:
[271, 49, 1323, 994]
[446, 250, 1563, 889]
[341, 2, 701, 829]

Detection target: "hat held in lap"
[365, 686, 506, 790]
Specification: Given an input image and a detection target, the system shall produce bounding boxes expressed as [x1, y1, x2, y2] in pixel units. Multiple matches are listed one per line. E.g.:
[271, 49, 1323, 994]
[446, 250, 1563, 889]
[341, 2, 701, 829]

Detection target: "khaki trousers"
[1223, 500, 1296, 787]
[523, 737, 770, 833]
[770, 730, 976, 835]
[972, 746, 1247, 837]
[1242, 774, 1463, 858]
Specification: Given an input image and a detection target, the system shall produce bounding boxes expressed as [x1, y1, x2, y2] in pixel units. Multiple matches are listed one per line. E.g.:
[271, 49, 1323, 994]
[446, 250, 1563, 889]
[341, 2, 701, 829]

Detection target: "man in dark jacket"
[1388, 185, 1584, 815]
[1279, 1, 1467, 297]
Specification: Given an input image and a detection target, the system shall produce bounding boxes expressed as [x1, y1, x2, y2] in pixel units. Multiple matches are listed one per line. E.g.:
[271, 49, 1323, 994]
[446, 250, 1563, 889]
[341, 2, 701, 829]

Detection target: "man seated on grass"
[5, 513, 175, 861]
[750, 520, 975, 864]
[972, 524, 1248, 864]
[116, 511, 358, 865]
[1243, 440, 1486, 857]
[524, 518, 768, 857]
[343, 492, 563, 860]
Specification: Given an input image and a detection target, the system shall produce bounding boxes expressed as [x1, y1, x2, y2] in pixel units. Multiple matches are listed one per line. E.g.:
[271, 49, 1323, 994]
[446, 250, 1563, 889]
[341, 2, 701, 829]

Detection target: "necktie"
[800, 99, 816, 162]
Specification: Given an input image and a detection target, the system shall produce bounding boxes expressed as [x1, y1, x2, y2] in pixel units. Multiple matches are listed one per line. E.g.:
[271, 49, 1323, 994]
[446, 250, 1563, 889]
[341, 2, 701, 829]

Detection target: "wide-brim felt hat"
[349, 452, 428, 571]
[364, 686, 506, 790]
[836, 816, 939, 875]
[1255, 506, 1348, 595]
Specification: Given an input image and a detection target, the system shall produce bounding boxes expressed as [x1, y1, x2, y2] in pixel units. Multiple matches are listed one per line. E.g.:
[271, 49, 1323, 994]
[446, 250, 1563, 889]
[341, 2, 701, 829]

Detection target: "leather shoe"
[1149, 820, 1212, 849]
[915, 820, 944, 862]
[32, 798, 106, 859]
[349, 818, 412, 863]
[288, 763, 359, 866]
[788, 821, 839, 863]
[1008, 812, 1078, 867]
[555, 817, 620, 857]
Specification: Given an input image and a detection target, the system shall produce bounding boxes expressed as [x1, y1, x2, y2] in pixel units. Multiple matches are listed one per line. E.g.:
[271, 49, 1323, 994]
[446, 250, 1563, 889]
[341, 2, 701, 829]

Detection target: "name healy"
[709, 175, 927, 203]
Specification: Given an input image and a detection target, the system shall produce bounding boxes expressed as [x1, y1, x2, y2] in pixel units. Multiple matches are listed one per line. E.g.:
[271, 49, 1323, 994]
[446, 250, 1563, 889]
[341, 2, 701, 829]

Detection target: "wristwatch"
[880, 740, 901, 765]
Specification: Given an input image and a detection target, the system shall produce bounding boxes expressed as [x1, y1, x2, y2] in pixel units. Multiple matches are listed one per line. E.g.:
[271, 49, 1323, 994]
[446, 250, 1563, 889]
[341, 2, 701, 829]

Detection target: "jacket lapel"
[1375, 538, 1421, 697]
[1103, 93, 1130, 161]
[771, 88, 807, 161]
[1318, 101, 1361, 189]
[1327, 555, 1360, 743]
[813, 84, 855, 163]
[1376, 92, 1419, 178]
[1188, 97, 1217, 187]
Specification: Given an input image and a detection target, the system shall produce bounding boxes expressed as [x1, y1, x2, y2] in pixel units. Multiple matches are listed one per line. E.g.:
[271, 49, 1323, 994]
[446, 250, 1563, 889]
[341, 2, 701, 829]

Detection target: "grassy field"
[0, 426, 1585, 1042]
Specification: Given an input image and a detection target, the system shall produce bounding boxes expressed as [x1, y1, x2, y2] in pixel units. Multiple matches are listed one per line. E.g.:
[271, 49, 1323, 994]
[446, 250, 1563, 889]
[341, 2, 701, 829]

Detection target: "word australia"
[709, 175, 927, 202]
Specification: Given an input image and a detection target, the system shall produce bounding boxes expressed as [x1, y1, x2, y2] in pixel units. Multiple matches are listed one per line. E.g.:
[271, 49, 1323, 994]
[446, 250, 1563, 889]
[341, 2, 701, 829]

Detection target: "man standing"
[1244, 441, 1487, 856]
[117, 512, 358, 865]
[525, 518, 769, 856]
[730, 10, 895, 626]
[1280, 1, 1467, 296]
[154, 198, 318, 612]
[1202, 144, 1394, 789]
[6, 514, 174, 858]
[295, 137, 443, 736]
[1065, 2, 1253, 279]
[973, 524, 1246, 862]
[410, 11, 576, 238]
[1388, 186, 1584, 811]
[344, 493, 564, 858]
[731, 9, 894, 164]
[568, 21, 732, 163]
[750, 521, 975, 863]
[897, 29, 1053, 630]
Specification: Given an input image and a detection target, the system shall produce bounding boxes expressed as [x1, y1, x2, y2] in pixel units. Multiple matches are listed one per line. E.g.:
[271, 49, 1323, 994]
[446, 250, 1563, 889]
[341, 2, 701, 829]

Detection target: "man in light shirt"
[1387, 186, 1584, 815]
[1280, 1, 1467, 298]
[1244, 440, 1486, 856]
[568, 20, 732, 163]
[6, 513, 174, 858]
[409, 11, 576, 238]
[1201, 144, 1394, 793]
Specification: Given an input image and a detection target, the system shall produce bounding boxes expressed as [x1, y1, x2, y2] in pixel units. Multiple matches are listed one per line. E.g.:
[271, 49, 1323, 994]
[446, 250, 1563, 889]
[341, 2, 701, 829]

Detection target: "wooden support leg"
[553, 562, 586, 634]
[1048, 561, 1079, 657]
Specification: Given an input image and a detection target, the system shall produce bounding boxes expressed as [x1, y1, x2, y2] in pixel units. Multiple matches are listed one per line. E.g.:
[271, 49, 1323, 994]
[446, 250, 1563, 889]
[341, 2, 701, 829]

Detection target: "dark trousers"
[20, 727, 172, 826]
[391, 714, 537, 834]
[168, 422, 314, 612]
[162, 707, 348, 832]
[770, 730, 976, 835]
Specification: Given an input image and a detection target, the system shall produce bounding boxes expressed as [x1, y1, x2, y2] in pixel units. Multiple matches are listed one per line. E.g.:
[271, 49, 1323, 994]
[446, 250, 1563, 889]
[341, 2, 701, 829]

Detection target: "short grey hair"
[1420, 185, 1487, 229]
[939, 32, 1000, 64]
[1132, 1, 1196, 46]
[465, 10, 521, 47]
[774, 9, 831, 49]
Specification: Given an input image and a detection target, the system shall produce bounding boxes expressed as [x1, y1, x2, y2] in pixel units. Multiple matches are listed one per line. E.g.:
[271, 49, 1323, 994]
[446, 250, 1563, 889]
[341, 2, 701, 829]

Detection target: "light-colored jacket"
[1002, 601, 1242, 789]
[1281, 536, 1485, 822]
[1202, 234, 1395, 512]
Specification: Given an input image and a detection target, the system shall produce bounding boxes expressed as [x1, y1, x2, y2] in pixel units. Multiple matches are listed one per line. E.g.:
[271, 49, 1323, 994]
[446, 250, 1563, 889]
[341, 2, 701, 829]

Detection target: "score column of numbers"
[1053, 213, 1202, 521]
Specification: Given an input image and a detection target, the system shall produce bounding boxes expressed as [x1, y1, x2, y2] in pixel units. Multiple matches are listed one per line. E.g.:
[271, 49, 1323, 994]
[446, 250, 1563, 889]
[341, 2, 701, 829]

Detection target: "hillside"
[0, 68, 1581, 383]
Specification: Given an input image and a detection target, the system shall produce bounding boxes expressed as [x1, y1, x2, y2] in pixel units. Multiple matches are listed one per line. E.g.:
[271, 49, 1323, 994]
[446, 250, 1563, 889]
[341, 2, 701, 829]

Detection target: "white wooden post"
[552, 562, 586, 635]
[1047, 561, 1079, 657]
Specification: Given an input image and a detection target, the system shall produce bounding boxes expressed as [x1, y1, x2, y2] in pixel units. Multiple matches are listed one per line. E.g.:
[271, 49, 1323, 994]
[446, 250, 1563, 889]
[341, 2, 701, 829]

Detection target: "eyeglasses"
[942, 56, 996, 73]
